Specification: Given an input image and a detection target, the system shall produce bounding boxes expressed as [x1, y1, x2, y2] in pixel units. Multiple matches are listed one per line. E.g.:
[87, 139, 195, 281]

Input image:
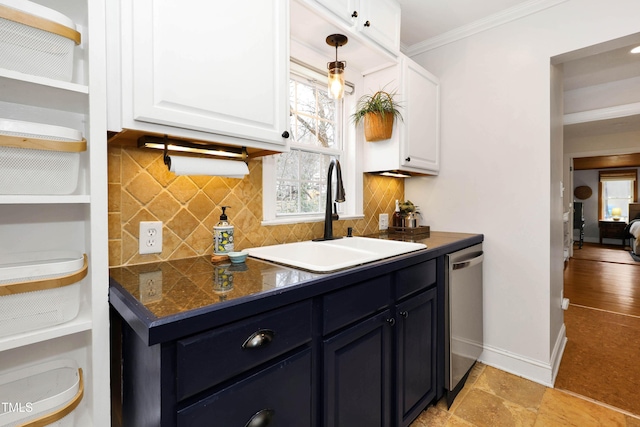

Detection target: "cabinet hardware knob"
[245, 408, 275, 427]
[364, 20, 371, 27]
[400, 311, 408, 318]
[405, 157, 411, 162]
[242, 329, 275, 349]
[282, 131, 290, 138]
[386, 318, 395, 326]
[351, 10, 358, 18]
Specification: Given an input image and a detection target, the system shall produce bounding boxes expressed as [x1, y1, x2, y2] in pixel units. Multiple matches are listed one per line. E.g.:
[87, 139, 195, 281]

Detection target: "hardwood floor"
[563, 243, 640, 316]
[555, 242, 640, 416]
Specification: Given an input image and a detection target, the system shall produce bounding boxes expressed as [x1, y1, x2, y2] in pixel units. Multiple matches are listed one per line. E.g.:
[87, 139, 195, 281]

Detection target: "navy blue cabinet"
[324, 310, 394, 427]
[177, 349, 312, 427]
[396, 287, 437, 427]
[321, 261, 438, 427]
[112, 257, 443, 427]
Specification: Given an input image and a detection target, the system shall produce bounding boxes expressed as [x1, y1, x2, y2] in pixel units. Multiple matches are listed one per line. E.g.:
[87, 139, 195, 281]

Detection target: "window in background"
[274, 75, 343, 217]
[599, 169, 638, 220]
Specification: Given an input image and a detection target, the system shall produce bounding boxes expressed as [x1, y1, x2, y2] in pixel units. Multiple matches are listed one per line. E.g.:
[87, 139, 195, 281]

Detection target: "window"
[275, 75, 343, 217]
[599, 169, 638, 220]
[262, 57, 363, 225]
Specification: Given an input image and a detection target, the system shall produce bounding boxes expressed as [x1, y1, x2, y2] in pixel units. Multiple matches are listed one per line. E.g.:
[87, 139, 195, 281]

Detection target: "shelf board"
[0, 194, 90, 204]
[0, 310, 93, 352]
[0, 68, 89, 114]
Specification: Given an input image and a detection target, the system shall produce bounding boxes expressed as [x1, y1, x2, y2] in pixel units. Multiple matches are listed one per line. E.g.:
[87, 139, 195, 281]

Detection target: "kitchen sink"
[244, 237, 426, 273]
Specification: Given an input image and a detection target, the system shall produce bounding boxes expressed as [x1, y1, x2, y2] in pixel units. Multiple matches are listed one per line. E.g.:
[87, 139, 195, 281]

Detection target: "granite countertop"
[110, 231, 477, 317]
[109, 231, 482, 344]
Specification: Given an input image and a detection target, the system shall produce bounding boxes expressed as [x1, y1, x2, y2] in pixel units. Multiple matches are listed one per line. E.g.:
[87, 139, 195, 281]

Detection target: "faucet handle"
[347, 227, 353, 237]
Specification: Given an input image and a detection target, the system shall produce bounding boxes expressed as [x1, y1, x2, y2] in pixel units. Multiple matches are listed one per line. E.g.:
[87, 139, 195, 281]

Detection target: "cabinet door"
[315, 0, 358, 24]
[177, 349, 312, 427]
[396, 288, 437, 427]
[324, 310, 393, 427]
[358, 0, 401, 52]
[400, 57, 440, 174]
[130, 0, 289, 146]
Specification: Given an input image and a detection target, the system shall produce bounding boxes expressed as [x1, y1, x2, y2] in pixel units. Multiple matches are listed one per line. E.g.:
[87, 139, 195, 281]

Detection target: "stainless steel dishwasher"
[445, 243, 484, 407]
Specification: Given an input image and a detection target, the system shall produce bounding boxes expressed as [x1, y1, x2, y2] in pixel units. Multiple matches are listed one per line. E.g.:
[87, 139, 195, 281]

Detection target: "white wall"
[406, 0, 640, 385]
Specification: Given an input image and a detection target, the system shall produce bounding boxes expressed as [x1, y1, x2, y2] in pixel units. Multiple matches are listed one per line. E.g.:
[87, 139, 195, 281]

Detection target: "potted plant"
[351, 88, 403, 142]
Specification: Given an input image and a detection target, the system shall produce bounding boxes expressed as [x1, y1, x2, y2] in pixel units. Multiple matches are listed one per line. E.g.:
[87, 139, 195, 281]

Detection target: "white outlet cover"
[139, 221, 163, 254]
[379, 213, 389, 230]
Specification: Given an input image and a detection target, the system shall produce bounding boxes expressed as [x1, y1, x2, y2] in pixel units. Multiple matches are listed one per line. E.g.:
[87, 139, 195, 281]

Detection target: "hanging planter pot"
[351, 89, 403, 142]
[364, 112, 395, 141]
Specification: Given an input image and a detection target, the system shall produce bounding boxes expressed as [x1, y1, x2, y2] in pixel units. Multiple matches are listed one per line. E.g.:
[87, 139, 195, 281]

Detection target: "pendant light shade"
[326, 34, 348, 99]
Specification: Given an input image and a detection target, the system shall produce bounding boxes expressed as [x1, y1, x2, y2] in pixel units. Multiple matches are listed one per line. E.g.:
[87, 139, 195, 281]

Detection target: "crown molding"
[404, 0, 568, 57]
[564, 102, 640, 125]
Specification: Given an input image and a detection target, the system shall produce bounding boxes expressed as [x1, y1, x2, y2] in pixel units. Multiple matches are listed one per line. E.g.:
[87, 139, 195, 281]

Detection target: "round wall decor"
[574, 185, 592, 200]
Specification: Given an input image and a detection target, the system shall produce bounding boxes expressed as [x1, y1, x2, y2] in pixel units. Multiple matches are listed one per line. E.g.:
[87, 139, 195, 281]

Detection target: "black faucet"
[314, 158, 345, 241]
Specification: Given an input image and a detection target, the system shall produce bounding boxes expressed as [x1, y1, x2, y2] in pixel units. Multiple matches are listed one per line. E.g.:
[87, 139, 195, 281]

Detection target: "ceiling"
[397, 0, 531, 48]
[396, 0, 640, 139]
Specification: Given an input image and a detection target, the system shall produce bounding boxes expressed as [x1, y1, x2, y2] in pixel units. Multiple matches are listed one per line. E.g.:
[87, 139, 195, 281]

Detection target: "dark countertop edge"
[109, 233, 484, 346]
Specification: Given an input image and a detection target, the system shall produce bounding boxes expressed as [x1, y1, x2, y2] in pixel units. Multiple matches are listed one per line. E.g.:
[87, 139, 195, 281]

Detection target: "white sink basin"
[245, 237, 426, 273]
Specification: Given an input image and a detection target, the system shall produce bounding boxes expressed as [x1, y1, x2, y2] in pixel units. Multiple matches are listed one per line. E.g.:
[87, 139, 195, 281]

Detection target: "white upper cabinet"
[315, 0, 358, 23]
[362, 55, 440, 175]
[357, 0, 401, 52]
[313, 0, 400, 52]
[108, 0, 291, 151]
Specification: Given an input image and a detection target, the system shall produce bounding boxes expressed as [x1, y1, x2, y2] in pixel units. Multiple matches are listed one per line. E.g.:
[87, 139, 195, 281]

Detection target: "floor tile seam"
[553, 387, 640, 420]
[569, 303, 640, 320]
[572, 257, 640, 267]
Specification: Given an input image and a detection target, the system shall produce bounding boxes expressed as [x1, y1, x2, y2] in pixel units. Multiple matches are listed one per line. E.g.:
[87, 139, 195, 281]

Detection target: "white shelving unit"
[0, 0, 110, 425]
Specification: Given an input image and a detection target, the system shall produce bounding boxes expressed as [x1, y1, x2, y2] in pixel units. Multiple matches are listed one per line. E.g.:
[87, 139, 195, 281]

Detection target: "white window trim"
[262, 59, 363, 226]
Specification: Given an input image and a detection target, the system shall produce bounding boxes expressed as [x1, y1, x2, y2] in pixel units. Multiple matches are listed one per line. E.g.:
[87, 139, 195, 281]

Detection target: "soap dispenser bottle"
[214, 206, 234, 255]
[393, 200, 403, 227]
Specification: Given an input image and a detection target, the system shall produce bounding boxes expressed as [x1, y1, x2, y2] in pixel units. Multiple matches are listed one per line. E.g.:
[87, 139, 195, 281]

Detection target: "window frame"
[262, 54, 363, 226]
[598, 169, 638, 220]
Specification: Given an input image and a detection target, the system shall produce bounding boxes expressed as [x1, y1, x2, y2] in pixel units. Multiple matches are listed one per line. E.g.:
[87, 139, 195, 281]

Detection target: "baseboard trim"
[479, 324, 567, 387]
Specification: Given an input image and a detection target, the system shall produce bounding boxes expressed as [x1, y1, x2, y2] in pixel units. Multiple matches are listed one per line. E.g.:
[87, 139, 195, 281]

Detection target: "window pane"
[318, 119, 335, 148]
[300, 151, 321, 181]
[276, 151, 298, 180]
[295, 115, 317, 145]
[602, 180, 633, 219]
[296, 83, 316, 116]
[318, 89, 336, 120]
[276, 181, 299, 213]
[300, 181, 321, 213]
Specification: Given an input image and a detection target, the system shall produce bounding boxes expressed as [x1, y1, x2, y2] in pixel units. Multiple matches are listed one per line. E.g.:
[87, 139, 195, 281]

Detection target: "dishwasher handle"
[451, 251, 484, 270]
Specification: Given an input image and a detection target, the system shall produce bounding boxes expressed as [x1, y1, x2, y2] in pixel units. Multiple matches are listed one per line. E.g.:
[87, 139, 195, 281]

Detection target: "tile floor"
[410, 363, 640, 427]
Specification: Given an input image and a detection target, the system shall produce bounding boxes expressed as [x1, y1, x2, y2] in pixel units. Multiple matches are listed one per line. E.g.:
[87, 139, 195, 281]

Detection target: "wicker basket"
[0, 359, 83, 427]
[0, 0, 81, 81]
[0, 118, 86, 195]
[364, 112, 394, 141]
[0, 250, 87, 338]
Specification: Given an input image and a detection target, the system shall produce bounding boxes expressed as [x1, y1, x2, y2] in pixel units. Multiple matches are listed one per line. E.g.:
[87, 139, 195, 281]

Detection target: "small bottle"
[392, 200, 403, 227]
[214, 206, 234, 255]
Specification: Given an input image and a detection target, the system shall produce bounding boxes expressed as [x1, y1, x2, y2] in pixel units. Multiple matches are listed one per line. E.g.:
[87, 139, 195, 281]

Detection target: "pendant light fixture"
[326, 34, 348, 100]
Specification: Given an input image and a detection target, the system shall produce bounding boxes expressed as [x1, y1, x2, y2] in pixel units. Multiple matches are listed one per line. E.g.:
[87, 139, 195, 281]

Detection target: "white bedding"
[631, 221, 640, 238]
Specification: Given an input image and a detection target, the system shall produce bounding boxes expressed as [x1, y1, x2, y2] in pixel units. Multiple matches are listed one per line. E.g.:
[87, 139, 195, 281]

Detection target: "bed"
[627, 203, 640, 255]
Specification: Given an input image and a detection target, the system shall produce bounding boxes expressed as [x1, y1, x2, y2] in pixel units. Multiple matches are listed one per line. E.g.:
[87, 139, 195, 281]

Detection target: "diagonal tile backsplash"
[108, 144, 404, 267]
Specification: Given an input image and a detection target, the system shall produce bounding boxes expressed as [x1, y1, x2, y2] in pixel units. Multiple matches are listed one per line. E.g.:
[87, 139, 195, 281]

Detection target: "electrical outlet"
[379, 213, 389, 230]
[139, 221, 163, 254]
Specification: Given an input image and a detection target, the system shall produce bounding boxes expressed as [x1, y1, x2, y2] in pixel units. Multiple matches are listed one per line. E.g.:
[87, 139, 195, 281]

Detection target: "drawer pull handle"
[400, 311, 409, 318]
[242, 329, 274, 349]
[386, 318, 395, 326]
[245, 408, 275, 427]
